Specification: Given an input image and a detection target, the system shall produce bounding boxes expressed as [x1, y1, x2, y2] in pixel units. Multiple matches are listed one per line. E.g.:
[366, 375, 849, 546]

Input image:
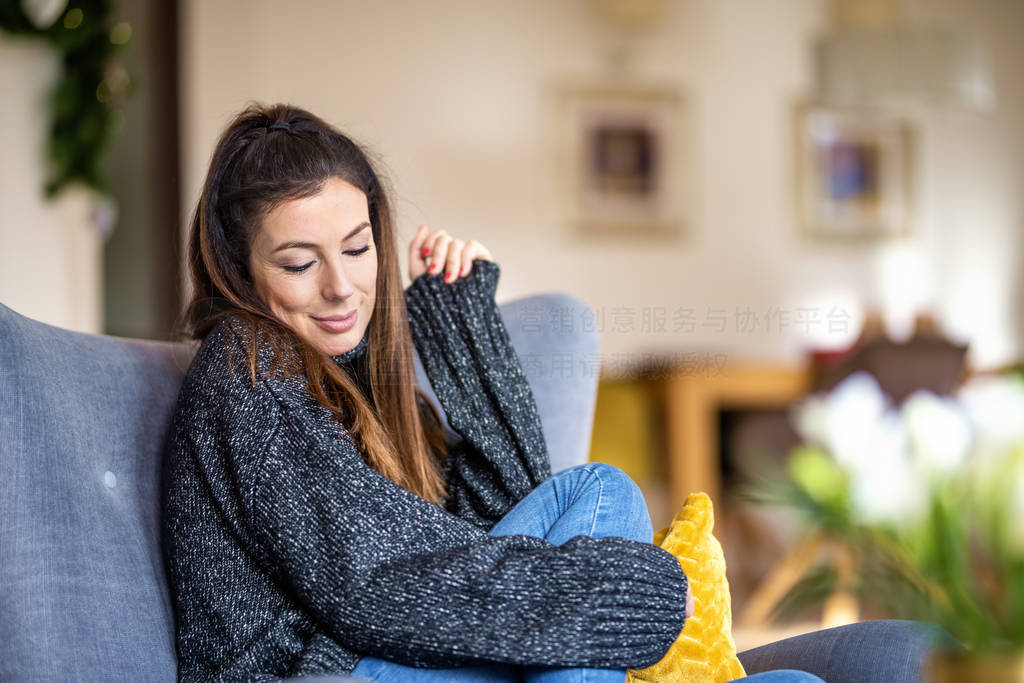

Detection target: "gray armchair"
[0, 294, 600, 681]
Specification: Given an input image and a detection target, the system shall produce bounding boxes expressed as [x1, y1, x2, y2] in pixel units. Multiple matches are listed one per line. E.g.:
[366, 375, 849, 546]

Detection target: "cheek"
[357, 260, 379, 294]
[261, 276, 315, 312]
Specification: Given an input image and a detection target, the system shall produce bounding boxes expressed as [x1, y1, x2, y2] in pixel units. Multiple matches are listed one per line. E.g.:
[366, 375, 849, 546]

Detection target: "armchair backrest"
[0, 294, 599, 680]
[0, 304, 186, 680]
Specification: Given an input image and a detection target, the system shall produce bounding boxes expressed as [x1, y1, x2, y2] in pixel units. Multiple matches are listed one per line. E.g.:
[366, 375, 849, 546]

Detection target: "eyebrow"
[270, 222, 370, 254]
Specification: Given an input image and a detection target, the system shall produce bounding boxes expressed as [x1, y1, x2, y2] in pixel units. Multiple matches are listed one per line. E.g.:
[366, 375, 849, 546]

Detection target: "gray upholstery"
[0, 294, 599, 681]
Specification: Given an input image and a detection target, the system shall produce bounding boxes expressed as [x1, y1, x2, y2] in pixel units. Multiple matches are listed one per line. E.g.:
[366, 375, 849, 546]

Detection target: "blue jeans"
[351, 464, 940, 682]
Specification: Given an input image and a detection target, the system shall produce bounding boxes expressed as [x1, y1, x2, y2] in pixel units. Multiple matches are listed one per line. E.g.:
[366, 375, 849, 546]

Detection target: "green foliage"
[762, 371, 1024, 655]
[761, 444, 1024, 654]
[0, 0, 133, 198]
[788, 446, 849, 512]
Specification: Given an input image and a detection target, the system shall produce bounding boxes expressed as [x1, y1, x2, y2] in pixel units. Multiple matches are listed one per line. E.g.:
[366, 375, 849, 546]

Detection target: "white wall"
[908, 0, 1024, 369]
[180, 0, 1024, 371]
[0, 34, 104, 334]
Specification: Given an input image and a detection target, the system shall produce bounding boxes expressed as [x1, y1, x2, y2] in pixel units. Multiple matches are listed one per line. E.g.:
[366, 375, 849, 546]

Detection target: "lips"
[312, 310, 357, 333]
[315, 313, 356, 322]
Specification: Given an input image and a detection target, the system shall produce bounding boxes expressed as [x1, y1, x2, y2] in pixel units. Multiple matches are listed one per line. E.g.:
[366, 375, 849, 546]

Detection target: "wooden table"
[659, 363, 813, 514]
[657, 361, 867, 630]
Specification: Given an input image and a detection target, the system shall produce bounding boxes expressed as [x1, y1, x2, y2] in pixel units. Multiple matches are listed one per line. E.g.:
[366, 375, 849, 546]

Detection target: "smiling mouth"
[312, 310, 358, 333]
[314, 312, 356, 322]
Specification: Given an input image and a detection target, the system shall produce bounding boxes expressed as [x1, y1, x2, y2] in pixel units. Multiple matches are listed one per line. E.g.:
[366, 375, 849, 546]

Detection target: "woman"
[161, 103, 933, 682]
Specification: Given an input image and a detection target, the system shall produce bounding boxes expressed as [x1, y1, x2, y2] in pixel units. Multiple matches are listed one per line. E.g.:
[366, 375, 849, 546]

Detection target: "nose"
[321, 258, 355, 301]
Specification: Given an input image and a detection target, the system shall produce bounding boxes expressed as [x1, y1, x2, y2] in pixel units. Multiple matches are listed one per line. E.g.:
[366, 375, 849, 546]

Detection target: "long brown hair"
[179, 102, 448, 503]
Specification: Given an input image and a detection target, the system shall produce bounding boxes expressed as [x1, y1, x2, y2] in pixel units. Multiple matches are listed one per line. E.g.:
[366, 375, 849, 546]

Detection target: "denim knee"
[556, 463, 652, 543]
[557, 464, 644, 504]
[558, 463, 637, 486]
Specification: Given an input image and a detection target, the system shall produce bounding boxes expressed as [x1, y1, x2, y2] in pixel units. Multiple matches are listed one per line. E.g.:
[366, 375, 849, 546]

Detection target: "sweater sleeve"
[404, 259, 552, 527]
[245, 398, 688, 670]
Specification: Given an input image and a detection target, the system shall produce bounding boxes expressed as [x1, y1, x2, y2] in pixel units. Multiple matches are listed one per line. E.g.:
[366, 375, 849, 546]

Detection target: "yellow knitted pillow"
[627, 492, 746, 683]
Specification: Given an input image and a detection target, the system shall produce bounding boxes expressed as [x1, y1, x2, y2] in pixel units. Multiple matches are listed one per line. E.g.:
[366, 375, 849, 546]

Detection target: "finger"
[407, 225, 432, 281]
[427, 232, 451, 274]
[459, 240, 491, 277]
[443, 239, 465, 282]
[410, 224, 430, 261]
[424, 229, 449, 263]
[409, 225, 430, 272]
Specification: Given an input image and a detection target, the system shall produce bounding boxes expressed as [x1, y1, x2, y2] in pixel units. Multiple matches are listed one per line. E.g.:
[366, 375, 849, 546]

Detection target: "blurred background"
[3, 0, 1023, 647]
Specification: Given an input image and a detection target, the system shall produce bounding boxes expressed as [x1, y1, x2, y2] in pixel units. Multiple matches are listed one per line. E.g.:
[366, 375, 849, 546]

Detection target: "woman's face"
[249, 176, 377, 356]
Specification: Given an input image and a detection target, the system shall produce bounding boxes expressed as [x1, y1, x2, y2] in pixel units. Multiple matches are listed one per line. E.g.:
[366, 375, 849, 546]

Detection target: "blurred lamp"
[815, 0, 995, 112]
[589, 0, 670, 33]
[20, 0, 68, 30]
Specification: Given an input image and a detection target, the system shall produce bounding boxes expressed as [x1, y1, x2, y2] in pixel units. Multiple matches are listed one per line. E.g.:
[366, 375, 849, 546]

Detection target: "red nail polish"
[422, 247, 430, 256]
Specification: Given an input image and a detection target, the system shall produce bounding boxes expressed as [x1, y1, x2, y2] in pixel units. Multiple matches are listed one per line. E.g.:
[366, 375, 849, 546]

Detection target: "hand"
[408, 225, 493, 284]
[685, 581, 694, 619]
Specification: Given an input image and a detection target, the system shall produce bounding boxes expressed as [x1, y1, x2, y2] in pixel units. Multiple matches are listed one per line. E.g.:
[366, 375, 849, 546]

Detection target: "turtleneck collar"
[330, 326, 370, 368]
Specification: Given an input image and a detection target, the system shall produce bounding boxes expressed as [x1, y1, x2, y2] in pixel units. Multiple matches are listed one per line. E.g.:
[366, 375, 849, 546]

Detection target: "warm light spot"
[110, 21, 132, 45]
[63, 7, 83, 29]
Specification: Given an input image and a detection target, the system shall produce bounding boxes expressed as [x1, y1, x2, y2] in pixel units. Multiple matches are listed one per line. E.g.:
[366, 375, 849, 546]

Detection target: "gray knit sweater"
[161, 260, 688, 681]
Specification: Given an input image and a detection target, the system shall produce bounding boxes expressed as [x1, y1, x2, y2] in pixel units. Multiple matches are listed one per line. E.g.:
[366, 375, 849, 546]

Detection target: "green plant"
[0, 0, 133, 198]
[753, 371, 1024, 654]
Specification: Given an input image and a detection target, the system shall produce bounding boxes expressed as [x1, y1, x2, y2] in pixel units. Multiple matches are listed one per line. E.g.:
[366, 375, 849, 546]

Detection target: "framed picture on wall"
[795, 103, 914, 241]
[555, 83, 690, 240]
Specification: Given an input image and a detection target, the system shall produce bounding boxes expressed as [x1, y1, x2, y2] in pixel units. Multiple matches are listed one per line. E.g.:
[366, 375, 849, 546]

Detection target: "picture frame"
[794, 102, 914, 241]
[555, 83, 690, 240]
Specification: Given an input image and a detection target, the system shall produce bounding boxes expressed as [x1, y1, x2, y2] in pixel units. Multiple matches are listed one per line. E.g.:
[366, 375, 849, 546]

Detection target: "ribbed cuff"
[404, 258, 550, 490]
[556, 536, 690, 669]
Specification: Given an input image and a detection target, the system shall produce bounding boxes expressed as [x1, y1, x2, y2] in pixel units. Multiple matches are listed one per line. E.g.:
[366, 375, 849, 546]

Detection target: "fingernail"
[422, 247, 430, 256]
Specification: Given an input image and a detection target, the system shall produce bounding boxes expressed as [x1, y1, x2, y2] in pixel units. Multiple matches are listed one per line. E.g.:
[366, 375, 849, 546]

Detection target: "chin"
[321, 332, 362, 357]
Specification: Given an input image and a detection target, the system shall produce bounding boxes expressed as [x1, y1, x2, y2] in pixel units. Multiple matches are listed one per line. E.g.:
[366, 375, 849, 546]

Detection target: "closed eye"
[281, 246, 369, 273]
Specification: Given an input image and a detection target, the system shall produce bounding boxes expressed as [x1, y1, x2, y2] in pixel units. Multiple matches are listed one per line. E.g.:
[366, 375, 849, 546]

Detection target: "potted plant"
[758, 370, 1024, 681]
